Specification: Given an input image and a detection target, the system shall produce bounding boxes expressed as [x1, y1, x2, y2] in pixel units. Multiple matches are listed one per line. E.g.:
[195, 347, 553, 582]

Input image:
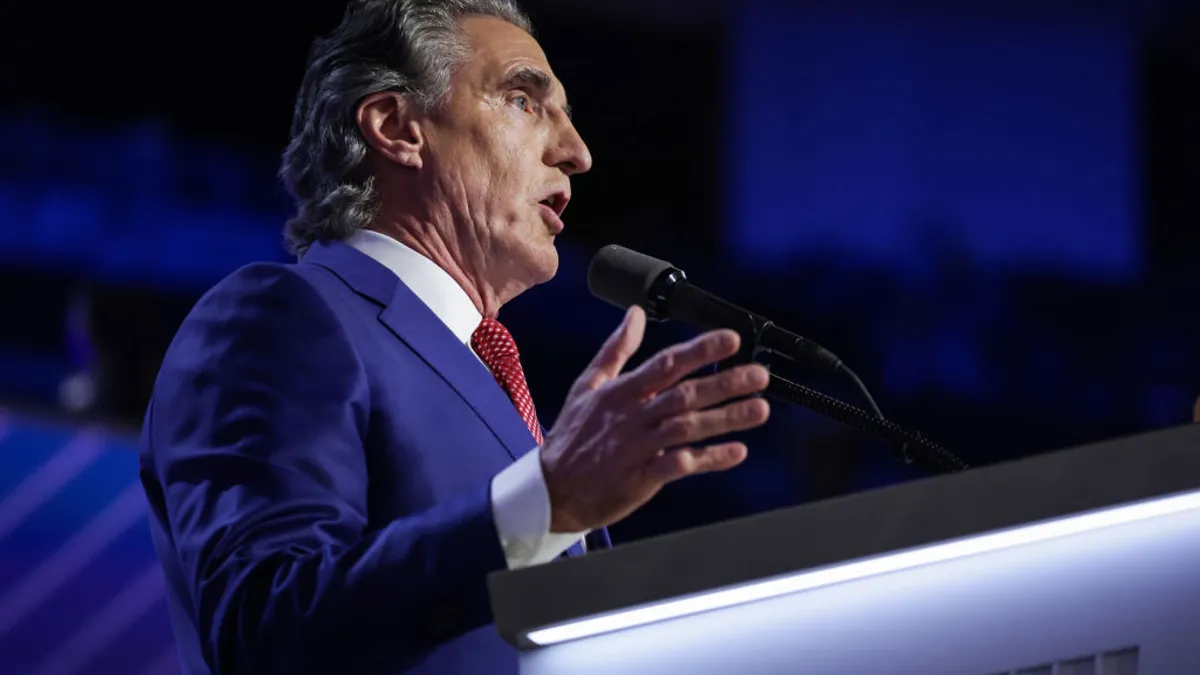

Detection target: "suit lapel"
[302, 240, 537, 461]
[378, 293, 536, 461]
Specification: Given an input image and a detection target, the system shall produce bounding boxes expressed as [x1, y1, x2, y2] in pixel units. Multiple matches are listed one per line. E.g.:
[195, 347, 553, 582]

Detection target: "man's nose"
[548, 123, 593, 176]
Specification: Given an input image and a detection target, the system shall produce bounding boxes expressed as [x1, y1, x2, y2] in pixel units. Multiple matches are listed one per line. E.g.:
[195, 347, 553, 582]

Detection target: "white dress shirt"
[344, 229, 588, 569]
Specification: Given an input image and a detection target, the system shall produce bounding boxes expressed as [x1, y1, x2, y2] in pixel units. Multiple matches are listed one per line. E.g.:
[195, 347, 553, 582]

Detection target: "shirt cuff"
[491, 447, 590, 569]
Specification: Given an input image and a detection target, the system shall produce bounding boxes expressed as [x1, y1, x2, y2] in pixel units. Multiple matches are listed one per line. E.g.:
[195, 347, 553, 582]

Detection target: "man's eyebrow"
[499, 66, 572, 120]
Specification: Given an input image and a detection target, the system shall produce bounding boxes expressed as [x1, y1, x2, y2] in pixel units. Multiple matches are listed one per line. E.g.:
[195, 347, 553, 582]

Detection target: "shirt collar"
[343, 229, 482, 346]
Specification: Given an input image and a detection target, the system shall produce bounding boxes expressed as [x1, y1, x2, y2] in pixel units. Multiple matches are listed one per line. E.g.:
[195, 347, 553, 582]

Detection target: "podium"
[488, 424, 1200, 674]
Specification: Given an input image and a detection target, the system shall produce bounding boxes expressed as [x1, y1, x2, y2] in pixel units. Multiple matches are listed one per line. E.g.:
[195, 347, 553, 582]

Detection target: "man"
[139, 1, 771, 673]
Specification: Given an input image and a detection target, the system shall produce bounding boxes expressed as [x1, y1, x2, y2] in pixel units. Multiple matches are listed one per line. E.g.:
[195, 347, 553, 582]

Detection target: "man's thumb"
[580, 306, 646, 388]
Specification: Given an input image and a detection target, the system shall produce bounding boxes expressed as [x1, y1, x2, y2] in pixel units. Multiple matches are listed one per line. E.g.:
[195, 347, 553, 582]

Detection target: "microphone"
[587, 245, 843, 373]
[586, 245, 969, 473]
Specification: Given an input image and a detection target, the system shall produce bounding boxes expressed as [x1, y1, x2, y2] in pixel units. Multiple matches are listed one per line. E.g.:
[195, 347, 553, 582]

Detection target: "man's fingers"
[621, 329, 742, 399]
[643, 364, 770, 419]
[645, 442, 749, 484]
[649, 397, 771, 450]
[574, 306, 646, 393]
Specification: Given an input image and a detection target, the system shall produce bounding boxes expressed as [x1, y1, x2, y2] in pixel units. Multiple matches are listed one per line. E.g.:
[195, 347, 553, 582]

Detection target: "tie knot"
[471, 317, 520, 367]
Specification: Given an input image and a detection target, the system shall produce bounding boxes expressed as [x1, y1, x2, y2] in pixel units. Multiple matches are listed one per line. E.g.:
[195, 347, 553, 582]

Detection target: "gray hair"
[279, 0, 533, 256]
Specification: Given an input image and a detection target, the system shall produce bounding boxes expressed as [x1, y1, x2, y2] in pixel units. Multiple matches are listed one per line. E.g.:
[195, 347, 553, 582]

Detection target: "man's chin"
[530, 244, 559, 284]
[501, 240, 559, 297]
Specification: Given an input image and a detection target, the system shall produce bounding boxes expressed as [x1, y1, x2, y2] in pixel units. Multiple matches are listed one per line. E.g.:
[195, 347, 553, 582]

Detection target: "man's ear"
[356, 92, 424, 169]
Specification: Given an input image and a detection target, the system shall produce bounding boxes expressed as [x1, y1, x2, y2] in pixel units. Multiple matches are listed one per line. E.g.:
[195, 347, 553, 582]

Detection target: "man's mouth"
[537, 191, 569, 217]
[538, 202, 565, 234]
[536, 189, 570, 234]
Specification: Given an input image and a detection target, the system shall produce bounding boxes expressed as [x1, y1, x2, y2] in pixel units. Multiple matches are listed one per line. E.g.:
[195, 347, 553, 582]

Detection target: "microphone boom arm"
[764, 371, 969, 474]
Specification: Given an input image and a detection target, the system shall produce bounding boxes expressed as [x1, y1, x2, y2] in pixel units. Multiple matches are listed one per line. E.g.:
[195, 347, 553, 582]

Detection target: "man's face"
[420, 16, 592, 298]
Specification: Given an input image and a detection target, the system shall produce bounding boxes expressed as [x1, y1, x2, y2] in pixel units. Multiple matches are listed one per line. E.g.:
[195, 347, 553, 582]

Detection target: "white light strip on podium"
[525, 488, 1200, 646]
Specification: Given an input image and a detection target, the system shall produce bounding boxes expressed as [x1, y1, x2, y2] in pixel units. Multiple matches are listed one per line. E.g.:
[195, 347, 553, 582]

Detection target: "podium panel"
[519, 502, 1200, 674]
[490, 424, 1200, 675]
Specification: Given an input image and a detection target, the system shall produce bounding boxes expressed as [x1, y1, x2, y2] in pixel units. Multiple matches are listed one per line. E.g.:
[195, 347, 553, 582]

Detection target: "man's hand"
[541, 305, 771, 533]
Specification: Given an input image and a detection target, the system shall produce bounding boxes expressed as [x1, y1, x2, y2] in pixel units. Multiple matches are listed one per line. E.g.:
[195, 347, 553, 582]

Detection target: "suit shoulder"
[168, 261, 349, 360]
[201, 260, 317, 303]
[204, 259, 361, 309]
[187, 260, 351, 324]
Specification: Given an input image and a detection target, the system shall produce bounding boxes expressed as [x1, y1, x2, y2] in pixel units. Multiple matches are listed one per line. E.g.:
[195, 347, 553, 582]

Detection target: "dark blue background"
[1, 0, 1198, 671]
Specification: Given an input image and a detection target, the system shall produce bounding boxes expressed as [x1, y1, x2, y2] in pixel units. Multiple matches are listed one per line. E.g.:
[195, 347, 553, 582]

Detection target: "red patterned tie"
[471, 317, 544, 445]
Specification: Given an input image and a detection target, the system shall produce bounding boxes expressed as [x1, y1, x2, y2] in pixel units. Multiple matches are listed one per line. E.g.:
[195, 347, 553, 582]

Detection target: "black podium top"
[487, 423, 1200, 648]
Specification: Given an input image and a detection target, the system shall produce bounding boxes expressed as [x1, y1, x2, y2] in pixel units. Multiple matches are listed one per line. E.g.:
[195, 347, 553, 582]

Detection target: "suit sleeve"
[144, 263, 509, 675]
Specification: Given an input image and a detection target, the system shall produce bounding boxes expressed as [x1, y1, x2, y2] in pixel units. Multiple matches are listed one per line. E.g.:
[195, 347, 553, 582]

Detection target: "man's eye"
[511, 95, 530, 111]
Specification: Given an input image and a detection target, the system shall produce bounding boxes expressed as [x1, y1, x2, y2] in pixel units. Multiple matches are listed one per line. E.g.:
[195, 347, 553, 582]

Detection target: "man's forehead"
[459, 16, 562, 91]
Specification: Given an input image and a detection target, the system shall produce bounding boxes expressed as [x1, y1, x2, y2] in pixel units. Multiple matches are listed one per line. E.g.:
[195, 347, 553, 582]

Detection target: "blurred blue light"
[0, 114, 289, 288]
[729, 4, 1140, 281]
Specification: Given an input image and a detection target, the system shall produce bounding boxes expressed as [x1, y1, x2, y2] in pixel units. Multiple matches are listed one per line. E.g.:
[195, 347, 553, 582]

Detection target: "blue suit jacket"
[140, 240, 609, 675]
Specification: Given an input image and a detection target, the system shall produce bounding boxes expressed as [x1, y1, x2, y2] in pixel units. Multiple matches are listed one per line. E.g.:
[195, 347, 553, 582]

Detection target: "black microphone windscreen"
[587, 245, 676, 310]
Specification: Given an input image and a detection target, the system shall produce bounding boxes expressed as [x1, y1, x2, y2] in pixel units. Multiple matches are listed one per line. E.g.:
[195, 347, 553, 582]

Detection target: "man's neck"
[367, 219, 503, 318]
